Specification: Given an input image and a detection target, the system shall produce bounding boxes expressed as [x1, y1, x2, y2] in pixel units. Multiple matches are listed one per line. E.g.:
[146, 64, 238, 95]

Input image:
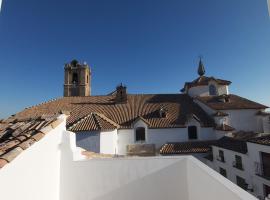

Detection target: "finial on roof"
[197, 57, 205, 76]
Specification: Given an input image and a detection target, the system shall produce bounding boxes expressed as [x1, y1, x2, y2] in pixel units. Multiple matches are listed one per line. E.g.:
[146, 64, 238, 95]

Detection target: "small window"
[87, 75, 89, 83]
[236, 176, 247, 190]
[209, 84, 217, 96]
[219, 167, 227, 177]
[188, 126, 197, 139]
[234, 155, 243, 170]
[218, 150, 225, 162]
[72, 73, 78, 84]
[135, 127, 145, 142]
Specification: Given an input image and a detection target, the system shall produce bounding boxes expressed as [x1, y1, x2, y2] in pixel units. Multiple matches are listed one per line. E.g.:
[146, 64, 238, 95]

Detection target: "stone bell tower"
[64, 59, 91, 97]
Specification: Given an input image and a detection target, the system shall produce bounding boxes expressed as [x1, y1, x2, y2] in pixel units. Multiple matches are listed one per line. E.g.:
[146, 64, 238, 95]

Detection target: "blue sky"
[0, 0, 269, 119]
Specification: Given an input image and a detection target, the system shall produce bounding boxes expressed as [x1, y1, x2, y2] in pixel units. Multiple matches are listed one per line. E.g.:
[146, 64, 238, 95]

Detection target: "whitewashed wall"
[76, 131, 100, 152]
[262, 116, 270, 133]
[247, 142, 270, 198]
[0, 115, 66, 200]
[211, 146, 253, 190]
[100, 130, 117, 154]
[187, 82, 228, 97]
[221, 109, 260, 132]
[60, 134, 257, 200]
[76, 130, 117, 154]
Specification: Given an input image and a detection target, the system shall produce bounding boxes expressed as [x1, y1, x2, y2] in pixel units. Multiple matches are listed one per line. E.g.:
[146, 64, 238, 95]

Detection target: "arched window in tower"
[72, 73, 78, 84]
[209, 84, 217, 96]
[135, 127, 146, 142]
[87, 75, 89, 83]
[188, 126, 197, 139]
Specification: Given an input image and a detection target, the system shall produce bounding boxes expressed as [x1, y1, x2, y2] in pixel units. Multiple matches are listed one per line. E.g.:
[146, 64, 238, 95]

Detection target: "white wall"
[247, 142, 270, 198]
[187, 156, 256, 200]
[76, 131, 100, 152]
[118, 126, 216, 155]
[187, 81, 228, 97]
[0, 115, 66, 200]
[60, 133, 257, 200]
[211, 146, 252, 190]
[76, 130, 117, 154]
[262, 116, 270, 133]
[100, 130, 117, 154]
[208, 144, 270, 199]
[222, 109, 260, 132]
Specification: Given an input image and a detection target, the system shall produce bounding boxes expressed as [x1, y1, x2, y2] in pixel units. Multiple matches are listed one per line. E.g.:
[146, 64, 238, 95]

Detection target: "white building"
[0, 114, 259, 200]
[0, 59, 269, 199]
[10, 59, 269, 157]
[204, 134, 270, 200]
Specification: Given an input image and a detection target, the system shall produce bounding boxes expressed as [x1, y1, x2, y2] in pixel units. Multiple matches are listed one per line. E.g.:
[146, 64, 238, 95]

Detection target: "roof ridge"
[93, 113, 120, 128]
[92, 113, 102, 130]
[68, 114, 92, 131]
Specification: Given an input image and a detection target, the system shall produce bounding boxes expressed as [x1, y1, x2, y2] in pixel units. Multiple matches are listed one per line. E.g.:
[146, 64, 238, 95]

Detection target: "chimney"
[115, 83, 127, 103]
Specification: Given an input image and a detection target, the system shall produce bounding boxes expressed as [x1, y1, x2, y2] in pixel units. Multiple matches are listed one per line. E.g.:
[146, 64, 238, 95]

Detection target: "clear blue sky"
[0, 0, 269, 119]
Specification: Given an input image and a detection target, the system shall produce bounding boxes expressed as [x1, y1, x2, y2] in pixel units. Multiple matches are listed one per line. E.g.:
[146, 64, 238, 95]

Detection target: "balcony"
[233, 161, 244, 171]
[254, 162, 270, 180]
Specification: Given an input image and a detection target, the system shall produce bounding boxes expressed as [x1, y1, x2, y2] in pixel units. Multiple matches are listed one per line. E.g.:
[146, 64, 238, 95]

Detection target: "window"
[236, 176, 247, 190]
[234, 155, 243, 170]
[188, 126, 197, 139]
[209, 84, 217, 96]
[72, 73, 78, 84]
[219, 167, 227, 177]
[135, 127, 145, 142]
[87, 75, 89, 83]
[218, 150, 225, 162]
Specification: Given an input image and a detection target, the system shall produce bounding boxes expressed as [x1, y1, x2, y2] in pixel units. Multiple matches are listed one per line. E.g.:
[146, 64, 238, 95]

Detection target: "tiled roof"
[196, 94, 268, 110]
[12, 94, 215, 131]
[248, 135, 270, 146]
[0, 115, 63, 168]
[181, 76, 231, 91]
[215, 124, 235, 132]
[69, 113, 119, 132]
[160, 140, 217, 155]
[213, 137, 247, 154]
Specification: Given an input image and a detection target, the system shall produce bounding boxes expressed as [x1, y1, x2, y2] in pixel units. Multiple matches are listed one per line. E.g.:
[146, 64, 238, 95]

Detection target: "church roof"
[196, 94, 268, 110]
[181, 76, 231, 92]
[12, 94, 215, 131]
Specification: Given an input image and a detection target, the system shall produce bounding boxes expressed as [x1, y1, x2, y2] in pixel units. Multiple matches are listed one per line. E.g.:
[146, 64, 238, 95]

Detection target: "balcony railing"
[233, 161, 244, 170]
[254, 162, 270, 180]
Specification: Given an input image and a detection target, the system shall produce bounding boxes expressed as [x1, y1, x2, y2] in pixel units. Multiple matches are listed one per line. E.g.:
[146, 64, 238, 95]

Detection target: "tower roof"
[197, 58, 205, 76]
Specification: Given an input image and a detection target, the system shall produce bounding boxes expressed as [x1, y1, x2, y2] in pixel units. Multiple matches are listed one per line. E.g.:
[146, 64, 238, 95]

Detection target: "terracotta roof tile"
[0, 116, 63, 169]
[213, 137, 247, 154]
[160, 140, 217, 155]
[13, 94, 214, 131]
[0, 159, 8, 168]
[248, 135, 270, 146]
[196, 94, 268, 110]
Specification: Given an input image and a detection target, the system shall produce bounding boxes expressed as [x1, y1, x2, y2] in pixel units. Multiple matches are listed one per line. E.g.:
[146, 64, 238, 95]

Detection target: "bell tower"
[64, 59, 91, 97]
